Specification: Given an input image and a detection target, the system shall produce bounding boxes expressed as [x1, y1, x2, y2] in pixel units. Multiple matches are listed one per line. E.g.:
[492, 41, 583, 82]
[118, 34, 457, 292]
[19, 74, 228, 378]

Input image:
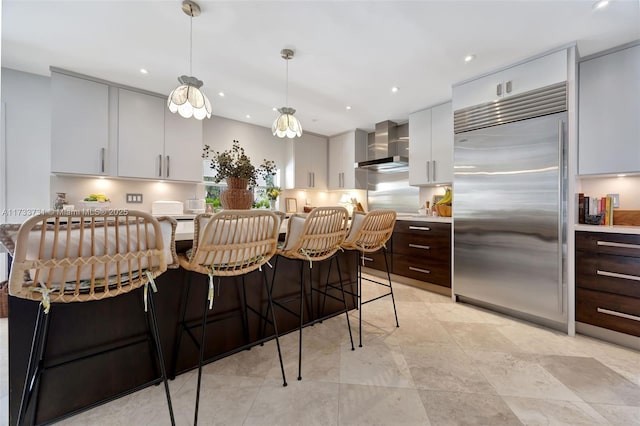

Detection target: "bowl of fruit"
[78, 193, 111, 210]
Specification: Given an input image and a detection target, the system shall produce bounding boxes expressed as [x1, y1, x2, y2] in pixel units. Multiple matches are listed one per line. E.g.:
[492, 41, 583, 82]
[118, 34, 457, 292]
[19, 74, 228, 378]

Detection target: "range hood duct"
[356, 120, 409, 172]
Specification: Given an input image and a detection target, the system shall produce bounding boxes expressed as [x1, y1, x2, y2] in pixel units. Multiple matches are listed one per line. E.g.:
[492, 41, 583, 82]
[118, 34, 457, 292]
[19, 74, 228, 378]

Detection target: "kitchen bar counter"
[8, 244, 357, 424]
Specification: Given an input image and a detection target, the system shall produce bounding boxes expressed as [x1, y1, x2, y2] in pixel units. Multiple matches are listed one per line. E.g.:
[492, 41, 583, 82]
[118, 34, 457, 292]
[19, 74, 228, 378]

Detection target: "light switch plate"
[608, 193, 620, 208]
[126, 193, 143, 203]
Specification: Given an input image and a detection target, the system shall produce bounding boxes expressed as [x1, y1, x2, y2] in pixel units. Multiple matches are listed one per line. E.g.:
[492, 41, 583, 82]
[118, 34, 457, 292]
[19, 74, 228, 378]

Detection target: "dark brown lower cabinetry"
[575, 231, 640, 338]
[8, 251, 356, 425]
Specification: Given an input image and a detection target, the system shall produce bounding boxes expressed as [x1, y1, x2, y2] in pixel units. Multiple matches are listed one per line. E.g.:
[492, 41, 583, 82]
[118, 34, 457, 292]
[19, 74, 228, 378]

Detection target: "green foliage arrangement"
[202, 139, 277, 187]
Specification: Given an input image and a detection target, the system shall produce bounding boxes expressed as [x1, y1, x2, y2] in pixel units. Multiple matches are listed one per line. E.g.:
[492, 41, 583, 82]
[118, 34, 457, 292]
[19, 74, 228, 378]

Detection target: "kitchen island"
[7, 238, 357, 424]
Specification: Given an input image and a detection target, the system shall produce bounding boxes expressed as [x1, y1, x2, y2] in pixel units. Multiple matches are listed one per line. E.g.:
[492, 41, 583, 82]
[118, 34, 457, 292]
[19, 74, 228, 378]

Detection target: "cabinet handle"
[505, 80, 512, 94]
[361, 256, 373, 262]
[432, 160, 436, 182]
[166, 156, 170, 178]
[100, 148, 106, 173]
[496, 83, 502, 96]
[409, 266, 430, 274]
[597, 308, 640, 323]
[158, 154, 162, 177]
[409, 226, 431, 231]
[308, 172, 311, 188]
[409, 243, 430, 250]
[312, 172, 315, 188]
[597, 270, 640, 282]
[426, 161, 431, 182]
[597, 241, 640, 250]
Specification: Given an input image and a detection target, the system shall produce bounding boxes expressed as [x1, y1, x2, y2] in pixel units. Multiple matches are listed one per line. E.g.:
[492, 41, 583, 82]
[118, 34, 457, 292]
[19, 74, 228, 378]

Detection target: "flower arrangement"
[202, 139, 277, 187]
[266, 186, 282, 201]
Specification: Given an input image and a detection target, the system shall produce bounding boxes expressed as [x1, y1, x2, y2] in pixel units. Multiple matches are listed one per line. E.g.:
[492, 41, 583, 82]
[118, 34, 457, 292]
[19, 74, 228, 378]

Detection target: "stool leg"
[318, 256, 334, 320]
[260, 255, 279, 342]
[383, 246, 399, 328]
[307, 263, 314, 323]
[335, 255, 355, 351]
[263, 269, 287, 387]
[18, 305, 51, 426]
[194, 283, 213, 426]
[358, 251, 363, 347]
[298, 260, 305, 381]
[170, 272, 192, 379]
[147, 292, 176, 426]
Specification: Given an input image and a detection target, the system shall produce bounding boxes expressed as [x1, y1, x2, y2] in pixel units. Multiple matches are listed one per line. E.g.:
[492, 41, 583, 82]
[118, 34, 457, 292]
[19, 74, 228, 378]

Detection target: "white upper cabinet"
[164, 107, 204, 182]
[118, 89, 203, 181]
[117, 89, 165, 179]
[578, 44, 640, 175]
[328, 130, 367, 190]
[51, 73, 110, 175]
[409, 102, 453, 186]
[287, 135, 327, 190]
[453, 49, 568, 111]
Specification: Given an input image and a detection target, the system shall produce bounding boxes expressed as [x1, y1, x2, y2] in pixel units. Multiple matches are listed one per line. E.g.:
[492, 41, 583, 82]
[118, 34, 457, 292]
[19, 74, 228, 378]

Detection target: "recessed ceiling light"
[464, 54, 476, 62]
[245, 114, 251, 119]
[391, 87, 399, 93]
[346, 106, 352, 110]
[139, 68, 149, 74]
[593, 0, 609, 10]
[218, 92, 225, 97]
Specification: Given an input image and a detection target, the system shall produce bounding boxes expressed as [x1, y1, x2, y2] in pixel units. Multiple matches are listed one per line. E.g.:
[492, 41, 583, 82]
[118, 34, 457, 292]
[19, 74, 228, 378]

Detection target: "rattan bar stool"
[332, 209, 398, 347]
[173, 210, 286, 426]
[5, 210, 176, 426]
[272, 206, 354, 381]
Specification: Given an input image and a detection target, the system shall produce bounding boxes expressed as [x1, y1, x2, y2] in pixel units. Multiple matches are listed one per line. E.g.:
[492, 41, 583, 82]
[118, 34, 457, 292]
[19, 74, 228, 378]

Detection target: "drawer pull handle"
[596, 270, 640, 282]
[361, 256, 373, 262]
[409, 266, 430, 274]
[409, 243, 430, 250]
[409, 226, 431, 231]
[597, 308, 640, 323]
[597, 241, 640, 250]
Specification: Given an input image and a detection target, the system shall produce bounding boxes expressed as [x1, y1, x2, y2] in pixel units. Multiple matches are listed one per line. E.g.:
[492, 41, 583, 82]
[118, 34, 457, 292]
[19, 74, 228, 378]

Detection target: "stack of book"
[577, 193, 615, 225]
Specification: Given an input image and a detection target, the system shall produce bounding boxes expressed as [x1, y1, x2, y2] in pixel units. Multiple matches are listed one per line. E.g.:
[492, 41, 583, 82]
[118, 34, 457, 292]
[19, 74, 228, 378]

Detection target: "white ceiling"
[2, 0, 639, 137]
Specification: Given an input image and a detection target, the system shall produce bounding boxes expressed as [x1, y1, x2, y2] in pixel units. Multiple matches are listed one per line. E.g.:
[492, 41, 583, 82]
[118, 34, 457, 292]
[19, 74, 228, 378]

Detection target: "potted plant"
[202, 140, 277, 209]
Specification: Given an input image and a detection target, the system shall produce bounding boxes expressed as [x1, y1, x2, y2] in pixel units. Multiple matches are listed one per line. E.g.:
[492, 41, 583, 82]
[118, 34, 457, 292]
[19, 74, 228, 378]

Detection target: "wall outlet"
[608, 193, 620, 208]
[126, 193, 143, 203]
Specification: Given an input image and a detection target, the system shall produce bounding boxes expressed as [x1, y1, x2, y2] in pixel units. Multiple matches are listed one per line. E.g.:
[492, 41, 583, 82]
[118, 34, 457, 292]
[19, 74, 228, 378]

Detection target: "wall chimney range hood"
[356, 120, 408, 173]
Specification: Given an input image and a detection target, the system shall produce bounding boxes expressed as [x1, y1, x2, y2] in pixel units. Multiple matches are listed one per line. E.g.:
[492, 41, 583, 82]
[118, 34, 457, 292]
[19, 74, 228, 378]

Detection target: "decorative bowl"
[436, 204, 452, 217]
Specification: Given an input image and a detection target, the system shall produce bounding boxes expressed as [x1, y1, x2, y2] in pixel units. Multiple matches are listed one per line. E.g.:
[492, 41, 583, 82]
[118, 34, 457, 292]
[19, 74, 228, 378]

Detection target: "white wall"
[577, 175, 640, 210]
[1, 68, 52, 279]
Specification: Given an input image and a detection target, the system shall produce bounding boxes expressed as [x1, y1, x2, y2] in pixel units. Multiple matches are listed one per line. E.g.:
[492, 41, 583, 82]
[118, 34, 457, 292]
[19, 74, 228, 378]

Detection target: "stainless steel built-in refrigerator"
[453, 82, 567, 327]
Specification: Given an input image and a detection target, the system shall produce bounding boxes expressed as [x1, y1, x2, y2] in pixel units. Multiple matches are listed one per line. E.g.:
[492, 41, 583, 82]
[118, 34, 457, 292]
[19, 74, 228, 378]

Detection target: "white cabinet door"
[310, 138, 327, 189]
[51, 73, 110, 175]
[579, 45, 640, 175]
[328, 134, 345, 189]
[164, 108, 203, 181]
[117, 89, 165, 179]
[431, 102, 454, 184]
[502, 49, 567, 98]
[328, 130, 367, 190]
[408, 108, 432, 185]
[453, 49, 567, 111]
[292, 136, 327, 189]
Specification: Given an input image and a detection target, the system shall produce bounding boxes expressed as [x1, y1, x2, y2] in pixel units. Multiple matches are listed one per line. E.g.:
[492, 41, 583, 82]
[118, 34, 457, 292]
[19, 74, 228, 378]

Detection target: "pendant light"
[272, 49, 303, 138]
[167, 0, 212, 120]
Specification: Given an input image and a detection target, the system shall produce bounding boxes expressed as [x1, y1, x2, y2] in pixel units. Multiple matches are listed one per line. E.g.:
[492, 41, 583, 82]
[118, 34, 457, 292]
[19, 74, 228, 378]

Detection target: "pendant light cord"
[285, 57, 289, 108]
[189, 13, 193, 76]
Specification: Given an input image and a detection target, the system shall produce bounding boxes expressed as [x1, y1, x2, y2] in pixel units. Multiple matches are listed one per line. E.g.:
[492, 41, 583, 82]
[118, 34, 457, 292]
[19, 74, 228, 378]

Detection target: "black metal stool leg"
[335, 255, 355, 351]
[148, 292, 176, 426]
[383, 247, 399, 328]
[194, 283, 213, 426]
[260, 255, 279, 342]
[319, 256, 334, 320]
[18, 304, 50, 426]
[307, 263, 314, 323]
[358, 251, 363, 348]
[263, 269, 287, 387]
[170, 272, 192, 379]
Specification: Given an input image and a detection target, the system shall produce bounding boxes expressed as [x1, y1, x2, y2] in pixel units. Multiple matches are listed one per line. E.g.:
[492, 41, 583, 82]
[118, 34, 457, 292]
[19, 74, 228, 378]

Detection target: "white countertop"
[574, 224, 640, 235]
[396, 214, 453, 223]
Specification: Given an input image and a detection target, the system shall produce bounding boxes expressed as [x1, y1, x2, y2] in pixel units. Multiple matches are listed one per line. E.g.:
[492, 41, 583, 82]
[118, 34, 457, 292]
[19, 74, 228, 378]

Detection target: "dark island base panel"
[9, 253, 357, 425]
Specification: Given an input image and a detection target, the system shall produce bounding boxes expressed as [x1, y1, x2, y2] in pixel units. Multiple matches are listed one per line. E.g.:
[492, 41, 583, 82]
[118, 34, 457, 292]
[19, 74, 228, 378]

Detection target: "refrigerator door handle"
[557, 119, 564, 313]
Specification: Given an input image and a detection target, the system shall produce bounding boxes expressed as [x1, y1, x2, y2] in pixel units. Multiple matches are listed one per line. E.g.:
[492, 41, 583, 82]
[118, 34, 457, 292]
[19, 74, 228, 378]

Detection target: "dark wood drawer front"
[576, 231, 640, 258]
[361, 251, 391, 272]
[393, 254, 451, 287]
[393, 233, 450, 260]
[394, 221, 451, 238]
[576, 252, 640, 298]
[576, 288, 640, 337]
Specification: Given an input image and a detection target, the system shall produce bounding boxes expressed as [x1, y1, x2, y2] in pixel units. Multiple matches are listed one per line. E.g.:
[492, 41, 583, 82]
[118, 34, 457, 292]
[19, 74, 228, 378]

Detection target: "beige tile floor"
[1, 276, 640, 426]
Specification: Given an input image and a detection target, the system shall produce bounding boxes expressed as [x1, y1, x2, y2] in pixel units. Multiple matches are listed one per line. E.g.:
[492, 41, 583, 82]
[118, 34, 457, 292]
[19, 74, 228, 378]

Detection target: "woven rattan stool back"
[342, 210, 397, 252]
[8, 210, 166, 304]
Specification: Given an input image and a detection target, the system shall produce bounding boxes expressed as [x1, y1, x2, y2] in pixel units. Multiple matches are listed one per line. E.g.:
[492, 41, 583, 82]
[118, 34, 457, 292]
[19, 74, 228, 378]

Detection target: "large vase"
[220, 177, 253, 210]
